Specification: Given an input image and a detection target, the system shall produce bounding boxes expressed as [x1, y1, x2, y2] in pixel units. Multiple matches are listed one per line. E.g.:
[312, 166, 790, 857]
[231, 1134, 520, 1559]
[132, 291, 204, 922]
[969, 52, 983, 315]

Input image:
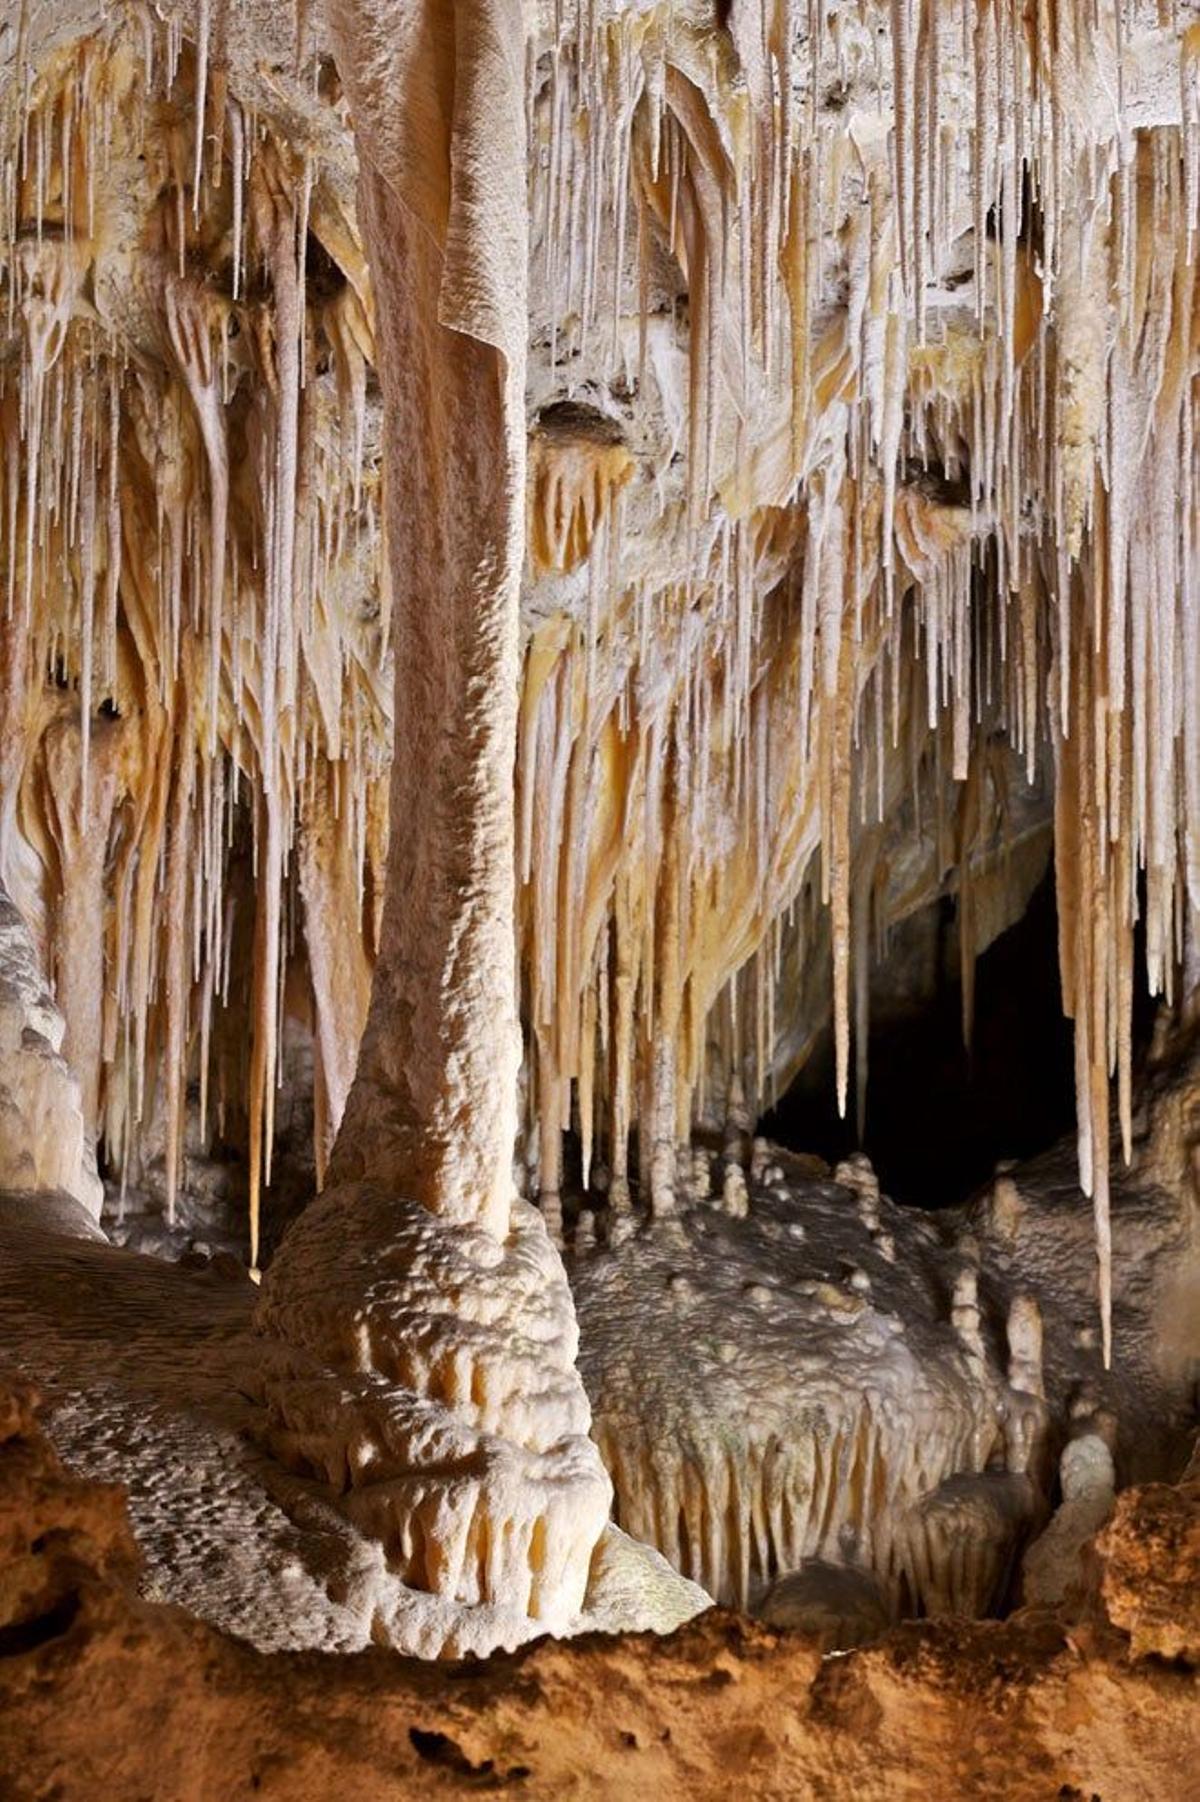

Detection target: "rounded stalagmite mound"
[254, 1184, 612, 1658]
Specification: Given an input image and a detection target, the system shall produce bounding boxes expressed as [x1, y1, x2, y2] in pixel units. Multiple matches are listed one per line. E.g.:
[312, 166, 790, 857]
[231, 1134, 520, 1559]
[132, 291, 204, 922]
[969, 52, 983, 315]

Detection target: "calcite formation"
[0, 0, 618, 1657]
[0, 881, 101, 1216]
[255, 1185, 612, 1648]
[574, 1162, 1023, 1614]
[238, 0, 613, 1655]
[1, 0, 1198, 1359]
[0, 1175, 703, 1659]
[571, 1116, 1197, 1617]
[1, 1372, 1197, 1802]
[0, 0, 1198, 1773]
[571, 1031, 1197, 1619]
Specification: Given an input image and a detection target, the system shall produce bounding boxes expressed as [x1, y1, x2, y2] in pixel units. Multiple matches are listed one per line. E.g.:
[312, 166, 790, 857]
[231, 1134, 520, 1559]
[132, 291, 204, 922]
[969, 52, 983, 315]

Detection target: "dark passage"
[761, 867, 1155, 1209]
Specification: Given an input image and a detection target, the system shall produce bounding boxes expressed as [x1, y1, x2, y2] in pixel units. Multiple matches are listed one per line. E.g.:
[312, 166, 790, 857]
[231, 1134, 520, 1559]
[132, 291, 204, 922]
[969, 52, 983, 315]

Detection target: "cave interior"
[0, 1, 1198, 1797]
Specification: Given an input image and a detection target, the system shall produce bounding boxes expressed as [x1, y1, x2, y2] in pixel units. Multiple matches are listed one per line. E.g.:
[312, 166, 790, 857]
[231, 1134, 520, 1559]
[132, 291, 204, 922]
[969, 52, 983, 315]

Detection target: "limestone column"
[254, 0, 610, 1655]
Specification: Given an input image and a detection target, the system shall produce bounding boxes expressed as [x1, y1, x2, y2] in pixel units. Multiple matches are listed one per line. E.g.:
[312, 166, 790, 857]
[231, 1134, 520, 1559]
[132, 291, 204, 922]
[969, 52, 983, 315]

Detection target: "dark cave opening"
[760, 863, 1158, 1210]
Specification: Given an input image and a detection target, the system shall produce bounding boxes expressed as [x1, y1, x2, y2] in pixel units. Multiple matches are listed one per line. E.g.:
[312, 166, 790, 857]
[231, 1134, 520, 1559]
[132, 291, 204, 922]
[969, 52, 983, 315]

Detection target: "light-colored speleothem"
[2, 1, 1199, 1363]
[2, 0, 1200, 1664]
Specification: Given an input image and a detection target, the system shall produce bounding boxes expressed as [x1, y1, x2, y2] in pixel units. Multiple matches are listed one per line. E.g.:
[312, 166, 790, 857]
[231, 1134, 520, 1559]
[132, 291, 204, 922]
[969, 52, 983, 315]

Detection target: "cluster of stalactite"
[517, 2, 1200, 1368]
[3, 2, 1199, 1360]
[0, 22, 388, 1267]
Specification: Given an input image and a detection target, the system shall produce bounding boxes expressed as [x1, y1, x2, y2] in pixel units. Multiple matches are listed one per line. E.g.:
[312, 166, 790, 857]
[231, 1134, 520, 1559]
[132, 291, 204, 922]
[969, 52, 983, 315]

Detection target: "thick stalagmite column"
[254, 0, 611, 1654]
[320, 0, 525, 1241]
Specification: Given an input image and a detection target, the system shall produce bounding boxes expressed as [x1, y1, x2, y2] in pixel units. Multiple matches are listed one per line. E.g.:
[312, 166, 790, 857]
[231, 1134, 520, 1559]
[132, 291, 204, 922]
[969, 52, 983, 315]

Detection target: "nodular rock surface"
[1, 1373, 1196, 1802]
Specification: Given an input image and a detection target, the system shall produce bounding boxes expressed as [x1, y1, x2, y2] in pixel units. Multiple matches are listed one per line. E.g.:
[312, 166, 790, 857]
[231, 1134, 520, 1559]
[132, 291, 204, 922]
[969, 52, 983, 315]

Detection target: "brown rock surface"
[0, 1373, 138, 1645]
[1096, 1457, 1200, 1665]
[1, 1375, 1196, 1802]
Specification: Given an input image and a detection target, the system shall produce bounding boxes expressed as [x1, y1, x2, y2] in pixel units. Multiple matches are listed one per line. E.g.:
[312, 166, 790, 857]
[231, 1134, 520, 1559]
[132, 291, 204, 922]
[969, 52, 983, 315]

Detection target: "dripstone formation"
[0, 0, 1197, 1794]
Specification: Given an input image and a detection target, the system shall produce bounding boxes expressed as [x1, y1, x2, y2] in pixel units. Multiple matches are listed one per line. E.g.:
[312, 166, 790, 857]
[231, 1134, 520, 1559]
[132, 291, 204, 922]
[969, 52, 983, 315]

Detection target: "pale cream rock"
[1021, 1433, 1117, 1612]
[0, 884, 103, 1220]
[721, 1160, 750, 1219]
[1007, 1295, 1046, 1400]
[1, 0, 1199, 1380]
[255, 1187, 611, 1653]
[574, 1171, 1016, 1614]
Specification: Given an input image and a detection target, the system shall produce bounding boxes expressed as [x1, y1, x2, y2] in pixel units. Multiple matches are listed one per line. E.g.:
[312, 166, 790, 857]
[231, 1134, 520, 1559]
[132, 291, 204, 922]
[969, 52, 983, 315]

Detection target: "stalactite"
[0, 27, 389, 1249]
[3, 2, 1198, 1365]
